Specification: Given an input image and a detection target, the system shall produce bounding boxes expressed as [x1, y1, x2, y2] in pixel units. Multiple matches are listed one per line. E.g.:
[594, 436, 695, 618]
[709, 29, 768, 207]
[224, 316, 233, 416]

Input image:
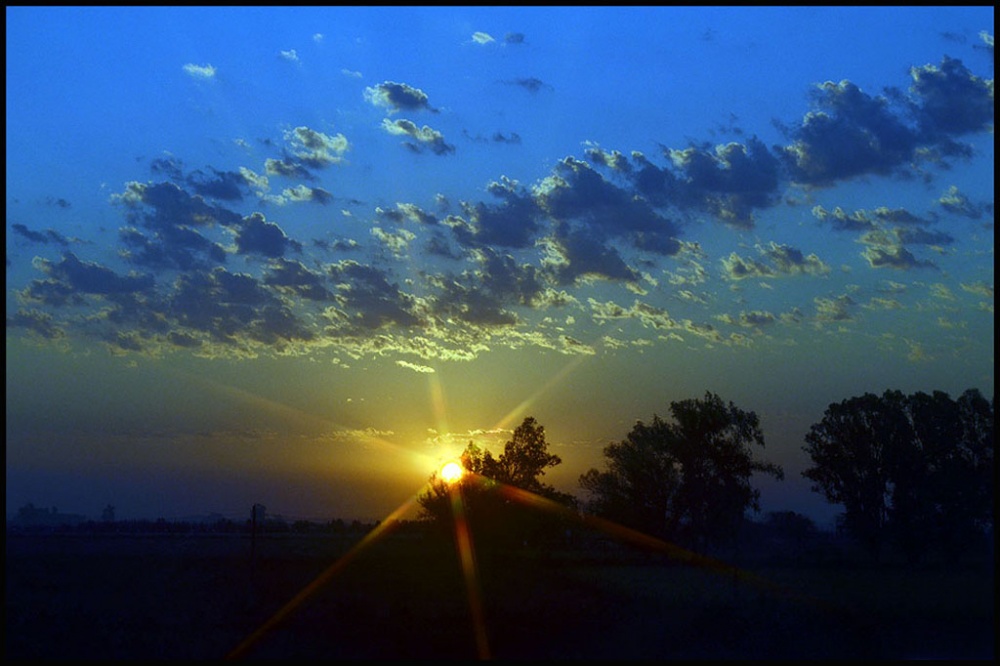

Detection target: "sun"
[440, 460, 464, 484]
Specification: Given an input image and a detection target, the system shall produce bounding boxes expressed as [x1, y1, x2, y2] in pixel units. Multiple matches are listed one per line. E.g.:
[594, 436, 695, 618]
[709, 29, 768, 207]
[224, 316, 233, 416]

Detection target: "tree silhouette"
[580, 391, 784, 552]
[418, 417, 574, 547]
[802, 388, 993, 562]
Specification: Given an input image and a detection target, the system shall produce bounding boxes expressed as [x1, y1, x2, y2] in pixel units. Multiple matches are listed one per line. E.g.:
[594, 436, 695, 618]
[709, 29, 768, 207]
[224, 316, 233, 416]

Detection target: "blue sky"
[6, 6, 994, 527]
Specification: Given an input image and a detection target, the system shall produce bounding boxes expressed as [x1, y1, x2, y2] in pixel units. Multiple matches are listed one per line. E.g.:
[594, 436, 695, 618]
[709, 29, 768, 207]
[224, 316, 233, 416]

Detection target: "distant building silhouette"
[12, 502, 87, 527]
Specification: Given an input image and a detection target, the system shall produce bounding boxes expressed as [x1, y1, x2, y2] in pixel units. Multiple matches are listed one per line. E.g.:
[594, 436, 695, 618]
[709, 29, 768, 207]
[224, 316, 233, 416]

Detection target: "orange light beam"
[225, 493, 421, 660]
[492, 481, 840, 612]
[449, 484, 490, 660]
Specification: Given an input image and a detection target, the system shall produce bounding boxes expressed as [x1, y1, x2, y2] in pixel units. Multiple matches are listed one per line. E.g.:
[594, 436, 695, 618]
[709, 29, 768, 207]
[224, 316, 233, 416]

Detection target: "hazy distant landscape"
[5, 520, 994, 660]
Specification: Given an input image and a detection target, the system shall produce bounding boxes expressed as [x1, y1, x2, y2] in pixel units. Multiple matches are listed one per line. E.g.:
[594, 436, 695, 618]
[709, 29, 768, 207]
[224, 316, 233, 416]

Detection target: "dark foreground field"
[5, 528, 994, 660]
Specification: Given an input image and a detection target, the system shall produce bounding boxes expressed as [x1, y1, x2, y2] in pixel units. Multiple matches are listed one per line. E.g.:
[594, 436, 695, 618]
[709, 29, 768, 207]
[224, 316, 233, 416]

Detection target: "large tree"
[802, 388, 993, 562]
[418, 417, 573, 547]
[579, 392, 784, 551]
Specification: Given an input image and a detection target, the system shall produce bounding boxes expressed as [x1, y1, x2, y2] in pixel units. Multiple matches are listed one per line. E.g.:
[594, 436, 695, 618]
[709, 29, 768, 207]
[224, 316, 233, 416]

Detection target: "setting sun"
[440, 461, 464, 484]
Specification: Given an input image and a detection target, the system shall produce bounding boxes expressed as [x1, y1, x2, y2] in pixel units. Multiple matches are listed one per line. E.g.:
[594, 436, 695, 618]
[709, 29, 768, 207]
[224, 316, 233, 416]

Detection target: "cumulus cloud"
[285, 126, 350, 168]
[364, 81, 437, 113]
[380, 119, 454, 155]
[862, 244, 937, 270]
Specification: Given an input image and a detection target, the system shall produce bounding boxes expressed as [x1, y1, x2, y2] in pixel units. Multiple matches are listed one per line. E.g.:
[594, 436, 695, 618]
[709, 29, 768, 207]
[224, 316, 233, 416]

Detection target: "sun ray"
[225, 493, 421, 660]
[449, 483, 490, 659]
[490, 349, 591, 432]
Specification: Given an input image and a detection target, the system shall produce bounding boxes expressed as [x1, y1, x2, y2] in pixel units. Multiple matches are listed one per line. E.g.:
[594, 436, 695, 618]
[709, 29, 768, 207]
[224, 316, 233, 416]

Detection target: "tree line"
[419, 388, 994, 562]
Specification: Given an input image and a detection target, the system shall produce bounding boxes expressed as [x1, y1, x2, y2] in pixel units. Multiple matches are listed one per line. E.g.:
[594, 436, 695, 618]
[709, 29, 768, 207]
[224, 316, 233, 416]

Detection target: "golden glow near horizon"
[440, 461, 465, 484]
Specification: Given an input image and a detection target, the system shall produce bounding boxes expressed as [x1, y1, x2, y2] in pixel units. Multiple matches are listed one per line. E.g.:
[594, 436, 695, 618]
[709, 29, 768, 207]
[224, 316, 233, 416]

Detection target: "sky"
[5, 6, 994, 528]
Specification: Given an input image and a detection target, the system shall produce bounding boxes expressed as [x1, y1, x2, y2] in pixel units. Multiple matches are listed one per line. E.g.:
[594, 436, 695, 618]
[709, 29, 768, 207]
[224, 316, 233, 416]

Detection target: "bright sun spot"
[440, 461, 464, 484]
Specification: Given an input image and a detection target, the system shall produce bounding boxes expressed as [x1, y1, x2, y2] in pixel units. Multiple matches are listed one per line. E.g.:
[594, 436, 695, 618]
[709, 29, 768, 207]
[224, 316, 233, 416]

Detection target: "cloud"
[264, 158, 313, 180]
[936, 185, 992, 219]
[814, 294, 857, 322]
[186, 168, 249, 201]
[501, 77, 552, 94]
[285, 126, 350, 168]
[778, 80, 918, 186]
[537, 157, 681, 255]
[12, 223, 72, 246]
[235, 212, 300, 258]
[729, 243, 832, 281]
[504, 32, 526, 45]
[862, 244, 937, 270]
[380, 119, 454, 155]
[6, 308, 65, 340]
[471, 32, 495, 45]
[282, 184, 334, 205]
[327, 260, 423, 331]
[22, 253, 154, 305]
[666, 138, 782, 227]
[263, 258, 334, 301]
[811, 205, 877, 232]
[182, 63, 216, 79]
[428, 247, 545, 327]
[908, 56, 995, 139]
[364, 81, 437, 114]
[451, 176, 544, 249]
[397, 359, 435, 373]
[278, 49, 299, 63]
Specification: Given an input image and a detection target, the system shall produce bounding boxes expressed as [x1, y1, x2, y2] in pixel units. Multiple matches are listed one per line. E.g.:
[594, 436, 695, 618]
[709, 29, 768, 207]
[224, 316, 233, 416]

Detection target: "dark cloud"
[540, 157, 681, 254]
[862, 244, 937, 270]
[115, 181, 243, 231]
[186, 168, 248, 201]
[430, 248, 544, 327]
[364, 81, 437, 113]
[328, 261, 422, 330]
[666, 137, 782, 227]
[44, 196, 71, 209]
[543, 222, 642, 286]
[120, 225, 227, 271]
[870, 206, 934, 226]
[492, 131, 522, 144]
[283, 185, 334, 205]
[263, 258, 334, 301]
[6, 308, 65, 339]
[908, 56, 994, 139]
[502, 77, 552, 94]
[166, 267, 313, 348]
[453, 177, 544, 249]
[894, 227, 954, 246]
[264, 158, 313, 180]
[778, 80, 919, 186]
[234, 213, 301, 258]
[149, 156, 184, 180]
[720, 251, 776, 281]
[504, 32, 526, 45]
[936, 185, 993, 219]
[12, 223, 71, 246]
[761, 242, 831, 276]
[20, 252, 155, 307]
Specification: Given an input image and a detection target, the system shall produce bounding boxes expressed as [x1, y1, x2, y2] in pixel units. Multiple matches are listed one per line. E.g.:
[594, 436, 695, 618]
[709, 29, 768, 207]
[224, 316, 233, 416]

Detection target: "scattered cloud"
[182, 63, 216, 79]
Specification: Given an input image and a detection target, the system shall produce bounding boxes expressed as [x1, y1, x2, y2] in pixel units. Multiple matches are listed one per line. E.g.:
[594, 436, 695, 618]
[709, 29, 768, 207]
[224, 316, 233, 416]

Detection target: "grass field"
[5, 529, 994, 659]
